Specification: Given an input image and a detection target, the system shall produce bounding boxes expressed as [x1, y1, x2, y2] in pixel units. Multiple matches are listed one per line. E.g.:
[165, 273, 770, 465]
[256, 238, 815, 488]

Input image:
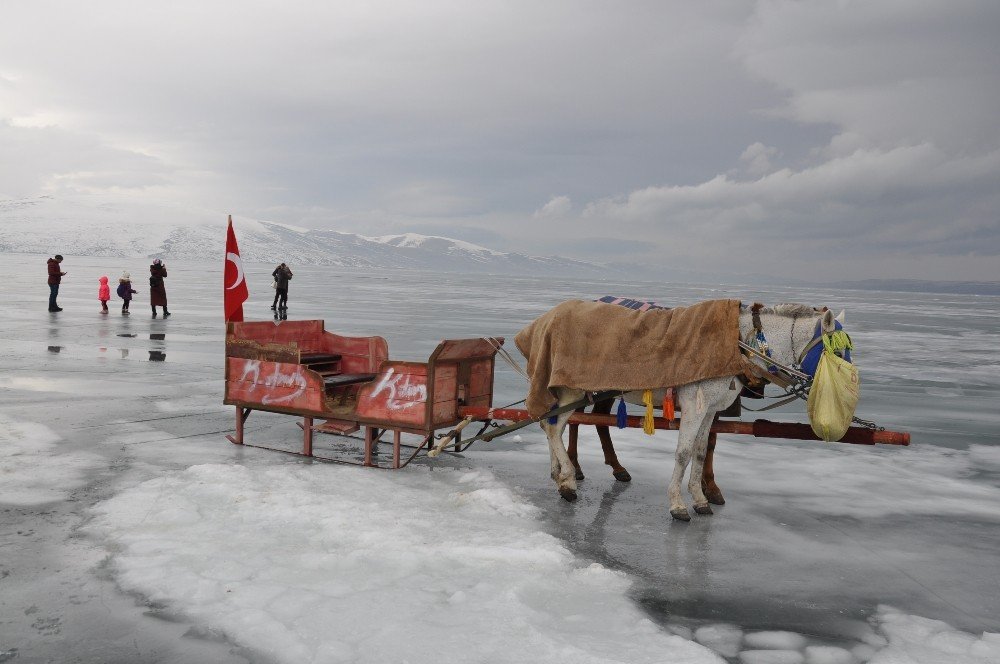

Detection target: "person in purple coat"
[117, 272, 137, 315]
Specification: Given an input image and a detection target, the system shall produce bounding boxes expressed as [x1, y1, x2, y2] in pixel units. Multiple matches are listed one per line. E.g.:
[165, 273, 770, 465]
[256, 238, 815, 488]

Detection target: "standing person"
[271, 262, 292, 314]
[117, 272, 137, 315]
[46, 254, 66, 311]
[97, 275, 110, 313]
[149, 258, 170, 318]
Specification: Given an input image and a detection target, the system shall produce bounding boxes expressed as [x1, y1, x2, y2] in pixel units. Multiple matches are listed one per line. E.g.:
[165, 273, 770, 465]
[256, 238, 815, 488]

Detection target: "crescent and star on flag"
[225, 251, 245, 290]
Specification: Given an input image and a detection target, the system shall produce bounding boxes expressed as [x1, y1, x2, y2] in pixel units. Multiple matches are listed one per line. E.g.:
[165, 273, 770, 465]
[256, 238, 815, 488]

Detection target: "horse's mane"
[741, 302, 819, 317]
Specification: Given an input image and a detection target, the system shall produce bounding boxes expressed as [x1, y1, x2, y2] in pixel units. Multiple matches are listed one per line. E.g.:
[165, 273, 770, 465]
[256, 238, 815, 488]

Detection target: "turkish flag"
[224, 215, 249, 322]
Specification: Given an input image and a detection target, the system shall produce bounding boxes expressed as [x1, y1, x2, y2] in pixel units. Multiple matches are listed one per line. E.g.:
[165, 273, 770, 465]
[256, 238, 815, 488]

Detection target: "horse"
[541, 303, 848, 521]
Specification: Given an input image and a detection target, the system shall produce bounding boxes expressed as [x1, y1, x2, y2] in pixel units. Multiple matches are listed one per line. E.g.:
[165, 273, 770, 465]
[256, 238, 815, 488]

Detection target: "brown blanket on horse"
[515, 298, 758, 417]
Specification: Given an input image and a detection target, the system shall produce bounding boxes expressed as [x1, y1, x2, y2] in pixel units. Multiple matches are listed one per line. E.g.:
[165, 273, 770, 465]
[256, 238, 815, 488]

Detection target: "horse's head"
[799, 308, 853, 377]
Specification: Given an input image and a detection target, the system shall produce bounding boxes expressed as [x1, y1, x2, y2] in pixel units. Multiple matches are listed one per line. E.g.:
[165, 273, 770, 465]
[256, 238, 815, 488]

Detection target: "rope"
[486, 336, 530, 382]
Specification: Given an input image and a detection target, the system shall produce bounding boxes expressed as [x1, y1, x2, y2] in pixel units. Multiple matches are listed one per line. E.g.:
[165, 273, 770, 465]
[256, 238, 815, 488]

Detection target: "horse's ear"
[821, 309, 836, 333]
[835, 309, 846, 325]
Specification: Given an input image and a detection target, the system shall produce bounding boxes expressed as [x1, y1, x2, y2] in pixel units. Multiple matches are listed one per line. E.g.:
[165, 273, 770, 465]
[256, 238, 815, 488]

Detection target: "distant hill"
[4, 195, 995, 295]
[0, 195, 608, 277]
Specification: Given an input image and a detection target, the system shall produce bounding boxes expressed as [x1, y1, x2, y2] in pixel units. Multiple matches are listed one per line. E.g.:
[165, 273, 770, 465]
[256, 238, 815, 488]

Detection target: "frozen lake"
[2, 253, 999, 663]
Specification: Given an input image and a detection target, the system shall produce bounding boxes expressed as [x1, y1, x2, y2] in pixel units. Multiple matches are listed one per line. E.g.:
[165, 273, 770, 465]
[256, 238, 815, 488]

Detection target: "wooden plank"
[432, 399, 458, 424]
[432, 367, 458, 404]
[432, 338, 501, 362]
[468, 364, 493, 398]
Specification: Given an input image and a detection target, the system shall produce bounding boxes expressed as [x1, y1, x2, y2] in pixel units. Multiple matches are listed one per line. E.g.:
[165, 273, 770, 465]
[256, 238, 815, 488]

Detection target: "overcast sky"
[1, 1, 998, 279]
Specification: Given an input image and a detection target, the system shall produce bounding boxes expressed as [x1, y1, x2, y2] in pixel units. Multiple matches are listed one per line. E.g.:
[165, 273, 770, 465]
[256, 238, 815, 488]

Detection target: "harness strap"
[738, 340, 810, 382]
[795, 321, 823, 364]
[739, 392, 803, 412]
[751, 302, 764, 333]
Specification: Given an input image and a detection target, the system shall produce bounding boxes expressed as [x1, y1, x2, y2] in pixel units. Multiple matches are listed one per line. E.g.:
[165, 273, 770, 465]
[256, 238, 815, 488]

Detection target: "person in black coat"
[149, 259, 170, 318]
[271, 263, 292, 312]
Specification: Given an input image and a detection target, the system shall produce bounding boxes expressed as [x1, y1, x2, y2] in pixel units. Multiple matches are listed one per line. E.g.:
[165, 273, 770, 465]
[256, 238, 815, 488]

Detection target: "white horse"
[541, 303, 846, 521]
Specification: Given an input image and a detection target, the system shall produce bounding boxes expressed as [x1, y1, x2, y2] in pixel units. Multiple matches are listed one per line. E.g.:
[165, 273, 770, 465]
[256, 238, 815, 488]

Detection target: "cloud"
[738, 142, 779, 177]
[557, 236, 651, 256]
[534, 196, 572, 218]
[585, 145, 1000, 251]
[0, 121, 173, 198]
[737, 1, 1000, 153]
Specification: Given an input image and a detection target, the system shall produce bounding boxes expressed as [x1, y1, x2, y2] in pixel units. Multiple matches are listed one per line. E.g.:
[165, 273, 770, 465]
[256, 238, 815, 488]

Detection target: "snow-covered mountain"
[0, 195, 608, 276]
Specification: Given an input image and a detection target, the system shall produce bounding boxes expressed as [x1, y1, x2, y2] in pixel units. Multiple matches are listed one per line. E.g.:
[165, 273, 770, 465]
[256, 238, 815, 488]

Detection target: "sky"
[1, 1, 998, 280]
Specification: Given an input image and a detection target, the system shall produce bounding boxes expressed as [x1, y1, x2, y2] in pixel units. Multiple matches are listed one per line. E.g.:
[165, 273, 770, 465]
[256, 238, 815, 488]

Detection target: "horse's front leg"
[567, 417, 585, 481]
[592, 398, 631, 482]
[540, 389, 585, 502]
[686, 409, 717, 516]
[701, 425, 725, 505]
[686, 378, 739, 513]
[669, 408, 711, 521]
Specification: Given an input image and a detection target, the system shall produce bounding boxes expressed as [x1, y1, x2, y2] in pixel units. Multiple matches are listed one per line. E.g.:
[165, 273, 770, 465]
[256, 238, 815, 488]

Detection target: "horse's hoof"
[613, 469, 632, 482]
[670, 508, 691, 522]
[706, 489, 726, 506]
[693, 503, 713, 515]
[575, 469, 585, 481]
[559, 487, 578, 502]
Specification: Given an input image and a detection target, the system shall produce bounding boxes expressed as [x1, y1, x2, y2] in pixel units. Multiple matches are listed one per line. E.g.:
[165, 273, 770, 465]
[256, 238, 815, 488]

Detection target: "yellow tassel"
[642, 389, 655, 435]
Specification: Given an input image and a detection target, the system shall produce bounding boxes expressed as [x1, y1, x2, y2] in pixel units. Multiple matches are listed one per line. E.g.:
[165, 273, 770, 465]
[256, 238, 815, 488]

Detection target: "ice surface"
[968, 444, 1000, 471]
[738, 651, 804, 664]
[744, 631, 809, 651]
[2, 254, 999, 663]
[0, 414, 103, 505]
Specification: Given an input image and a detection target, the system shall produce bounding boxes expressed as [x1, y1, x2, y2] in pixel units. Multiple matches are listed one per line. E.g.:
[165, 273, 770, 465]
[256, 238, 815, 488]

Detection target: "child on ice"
[98, 276, 110, 313]
[117, 272, 137, 315]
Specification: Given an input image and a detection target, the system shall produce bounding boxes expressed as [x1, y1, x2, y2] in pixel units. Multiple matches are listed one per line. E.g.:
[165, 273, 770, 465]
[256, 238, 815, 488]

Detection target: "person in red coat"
[97, 275, 110, 313]
[149, 259, 170, 318]
[47, 255, 66, 312]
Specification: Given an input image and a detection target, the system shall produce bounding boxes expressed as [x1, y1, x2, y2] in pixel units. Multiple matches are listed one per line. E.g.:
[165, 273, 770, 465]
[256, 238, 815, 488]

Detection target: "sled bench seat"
[300, 352, 342, 364]
[323, 373, 378, 388]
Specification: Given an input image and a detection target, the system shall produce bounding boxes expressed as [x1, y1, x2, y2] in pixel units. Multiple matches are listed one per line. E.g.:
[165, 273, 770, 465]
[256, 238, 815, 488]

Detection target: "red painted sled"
[224, 320, 500, 468]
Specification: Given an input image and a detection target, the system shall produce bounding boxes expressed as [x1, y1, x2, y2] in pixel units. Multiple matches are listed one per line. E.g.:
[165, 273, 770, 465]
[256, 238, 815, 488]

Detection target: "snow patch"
[869, 606, 1000, 663]
[803, 645, 855, 664]
[86, 463, 726, 664]
[695, 623, 744, 658]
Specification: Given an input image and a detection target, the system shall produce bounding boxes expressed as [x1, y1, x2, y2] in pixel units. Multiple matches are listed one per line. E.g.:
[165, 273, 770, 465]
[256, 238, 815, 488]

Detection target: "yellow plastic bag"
[807, 338, 860, 441]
